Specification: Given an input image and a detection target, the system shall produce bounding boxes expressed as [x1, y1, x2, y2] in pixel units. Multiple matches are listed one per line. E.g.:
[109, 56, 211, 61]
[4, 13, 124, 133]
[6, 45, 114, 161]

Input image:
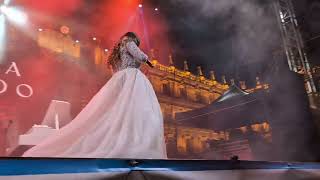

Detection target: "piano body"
[9, 100, 73, 156]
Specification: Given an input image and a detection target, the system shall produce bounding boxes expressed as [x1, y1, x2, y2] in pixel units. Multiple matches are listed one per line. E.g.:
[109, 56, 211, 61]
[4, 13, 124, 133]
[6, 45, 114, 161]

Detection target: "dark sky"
[149, 0, 282, 86]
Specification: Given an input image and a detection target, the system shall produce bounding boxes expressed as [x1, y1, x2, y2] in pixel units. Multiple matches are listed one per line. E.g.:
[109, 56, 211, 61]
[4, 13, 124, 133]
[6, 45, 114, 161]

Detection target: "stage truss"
[274, 0, 317, 93]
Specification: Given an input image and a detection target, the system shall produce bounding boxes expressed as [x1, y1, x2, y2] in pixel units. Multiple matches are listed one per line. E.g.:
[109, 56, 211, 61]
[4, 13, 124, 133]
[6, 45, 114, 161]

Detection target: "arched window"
[194, 91, 201, 102]
[180, 87, 187, 98]
[162, 83, 171, 96]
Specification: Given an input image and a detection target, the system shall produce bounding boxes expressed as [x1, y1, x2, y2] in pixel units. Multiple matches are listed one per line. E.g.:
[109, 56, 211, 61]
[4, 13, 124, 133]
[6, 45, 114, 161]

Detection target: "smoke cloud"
[169, 0, 320, 161]
[168, 0, 281, 82]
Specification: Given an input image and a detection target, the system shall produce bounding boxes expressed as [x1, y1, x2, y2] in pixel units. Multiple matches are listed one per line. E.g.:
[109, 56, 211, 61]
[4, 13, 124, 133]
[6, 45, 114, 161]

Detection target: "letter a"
[5, 62, 21, 77]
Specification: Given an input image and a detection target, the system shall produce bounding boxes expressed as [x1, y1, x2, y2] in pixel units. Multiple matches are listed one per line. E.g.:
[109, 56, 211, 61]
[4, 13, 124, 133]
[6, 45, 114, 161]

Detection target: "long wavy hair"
[107, 32, 141, 70]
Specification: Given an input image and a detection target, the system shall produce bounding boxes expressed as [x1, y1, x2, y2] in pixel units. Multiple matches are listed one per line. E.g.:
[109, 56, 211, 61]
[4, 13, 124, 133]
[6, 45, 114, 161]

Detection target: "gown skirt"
[22, 68, 167, 159]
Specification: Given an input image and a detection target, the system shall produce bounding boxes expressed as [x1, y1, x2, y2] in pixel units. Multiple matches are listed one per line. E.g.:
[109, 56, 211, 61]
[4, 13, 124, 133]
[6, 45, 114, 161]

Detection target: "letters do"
[0, 62, 34, 98]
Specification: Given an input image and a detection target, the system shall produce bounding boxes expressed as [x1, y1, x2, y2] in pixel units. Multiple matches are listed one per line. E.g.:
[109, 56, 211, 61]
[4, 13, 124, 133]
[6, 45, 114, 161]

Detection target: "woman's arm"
[126, 41, 149, 63]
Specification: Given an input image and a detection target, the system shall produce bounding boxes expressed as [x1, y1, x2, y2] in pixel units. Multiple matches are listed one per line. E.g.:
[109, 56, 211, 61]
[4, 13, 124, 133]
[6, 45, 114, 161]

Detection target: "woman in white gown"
[22, 32, 167, 159]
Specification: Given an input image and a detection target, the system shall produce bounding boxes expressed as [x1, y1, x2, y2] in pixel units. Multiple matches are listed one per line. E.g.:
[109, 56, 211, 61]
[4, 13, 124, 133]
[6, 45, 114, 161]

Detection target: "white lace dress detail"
[115, 40, 148, 71]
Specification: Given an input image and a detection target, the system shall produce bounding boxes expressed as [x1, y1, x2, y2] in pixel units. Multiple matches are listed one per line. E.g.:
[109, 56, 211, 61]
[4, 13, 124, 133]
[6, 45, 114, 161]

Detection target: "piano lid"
[41, 100, 72, 129]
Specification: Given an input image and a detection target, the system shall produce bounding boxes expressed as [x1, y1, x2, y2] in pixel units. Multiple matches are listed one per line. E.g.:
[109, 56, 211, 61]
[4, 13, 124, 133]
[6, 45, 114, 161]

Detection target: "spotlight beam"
[0, 14, 6, 62]
[0, 6, 27, 26]
[4, 0, 11, 5]
[138, 7, 151, 51]
[0, 0, 27, 62]
[0, 5, 6, 13]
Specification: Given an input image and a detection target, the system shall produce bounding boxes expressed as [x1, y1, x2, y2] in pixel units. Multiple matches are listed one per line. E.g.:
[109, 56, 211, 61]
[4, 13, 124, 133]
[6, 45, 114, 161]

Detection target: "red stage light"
[138, 4, 142, 8]
[155, 8, 158, 11]
[60, 26, 70, 35]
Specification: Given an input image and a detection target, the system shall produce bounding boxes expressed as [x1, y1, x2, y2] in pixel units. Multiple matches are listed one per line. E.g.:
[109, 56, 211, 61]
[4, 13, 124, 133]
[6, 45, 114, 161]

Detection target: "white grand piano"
[9, 100, 73, 156]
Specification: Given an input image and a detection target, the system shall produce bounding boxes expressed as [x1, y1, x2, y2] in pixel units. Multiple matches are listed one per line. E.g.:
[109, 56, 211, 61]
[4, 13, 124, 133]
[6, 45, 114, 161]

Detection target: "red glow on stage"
[17, 0, 82, 16]
[90, 0, 171, 64]
[13, 0, 171, 63]
[0, 0, 172, 134]
[0, 49, 102, 134]
[0, 53, 58, 133]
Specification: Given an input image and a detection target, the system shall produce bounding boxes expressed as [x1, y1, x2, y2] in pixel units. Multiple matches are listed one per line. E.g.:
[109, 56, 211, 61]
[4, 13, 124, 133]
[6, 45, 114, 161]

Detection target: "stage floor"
[0, 158, 319, 179]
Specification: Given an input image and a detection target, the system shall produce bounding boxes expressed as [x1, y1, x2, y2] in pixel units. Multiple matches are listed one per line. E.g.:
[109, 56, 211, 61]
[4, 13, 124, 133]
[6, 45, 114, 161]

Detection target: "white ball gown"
[22, 40, 167, 159]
